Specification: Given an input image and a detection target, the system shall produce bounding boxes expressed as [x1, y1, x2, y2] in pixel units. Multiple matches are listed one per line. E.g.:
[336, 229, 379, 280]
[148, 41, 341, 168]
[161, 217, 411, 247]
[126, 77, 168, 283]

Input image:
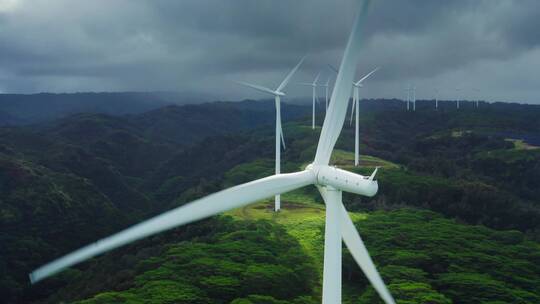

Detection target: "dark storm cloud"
[0, 0, 538, 103]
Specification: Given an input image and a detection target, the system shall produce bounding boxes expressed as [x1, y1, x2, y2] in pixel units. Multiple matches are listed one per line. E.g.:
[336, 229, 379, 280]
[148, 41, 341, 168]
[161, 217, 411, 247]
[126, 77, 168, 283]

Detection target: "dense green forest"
[1, 99, 539, 303]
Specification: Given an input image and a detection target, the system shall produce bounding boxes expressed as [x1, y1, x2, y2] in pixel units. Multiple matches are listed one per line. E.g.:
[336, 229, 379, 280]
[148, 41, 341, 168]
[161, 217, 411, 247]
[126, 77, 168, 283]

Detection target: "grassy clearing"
[219, 151, 396, 301]
[476, 146, 540, 162]
[283, 122, 322, 136]
[505, 138, 539, 150]
[224, 191, 369, 301]
[451, 130, 472, 137]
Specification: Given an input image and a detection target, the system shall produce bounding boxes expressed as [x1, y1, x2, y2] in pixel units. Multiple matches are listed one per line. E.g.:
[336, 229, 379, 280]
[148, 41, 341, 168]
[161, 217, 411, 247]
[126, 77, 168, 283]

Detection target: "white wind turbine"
[349, 67, 379, 166]
[328, 65, 379, 167]
[472, 88, 480, 108]
[405, 85, 411, 111]
[29, 1, 395, 303]
[237, 57, 305, 212]
[299, 72, 322, 129]
[435, 88, 439, 110]
[412, 85, 416, 111]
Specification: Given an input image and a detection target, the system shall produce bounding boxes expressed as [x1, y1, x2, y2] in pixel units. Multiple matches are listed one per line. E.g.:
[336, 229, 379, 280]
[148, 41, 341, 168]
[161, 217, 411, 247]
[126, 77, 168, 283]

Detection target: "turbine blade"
[314, 0, 372, 165]
[354, 67, 379, 86]
[318, 186, 343, 303]
[29, 171, 315, 283]
[368, 166, 379, 181]
[327, 64, 339, 74]
[349, 97, 356, 126]
[279, 119, 286, 150]
[340, 203, 395, 304]
[236, 81, 276, 96]
[325, 76, 331, 86]
[276, 56, 306, 92]
[298, 82, 315, 86]
[313, 71, 321, 85]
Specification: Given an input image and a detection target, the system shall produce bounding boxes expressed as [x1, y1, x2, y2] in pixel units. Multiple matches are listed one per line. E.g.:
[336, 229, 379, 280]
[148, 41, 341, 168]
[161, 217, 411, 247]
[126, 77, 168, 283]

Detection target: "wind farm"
[1, 1, 540, 304]
[29, 2, 396, 303]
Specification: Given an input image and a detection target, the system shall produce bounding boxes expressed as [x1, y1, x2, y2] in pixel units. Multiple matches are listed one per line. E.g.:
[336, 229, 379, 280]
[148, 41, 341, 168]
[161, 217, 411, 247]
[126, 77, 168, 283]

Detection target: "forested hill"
[0, 92, 280, 125]
[1, 99, 539, 303]
[0, 100, 309, 303]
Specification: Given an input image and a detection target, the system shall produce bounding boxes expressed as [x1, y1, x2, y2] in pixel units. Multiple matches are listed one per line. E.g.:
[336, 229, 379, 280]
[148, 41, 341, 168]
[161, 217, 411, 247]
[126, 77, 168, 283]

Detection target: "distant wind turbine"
[435, 88, 439, 110]
[412, 85, 416, 111]
[237, 56, 305, 211]
[349, 67, 379, 166]
[455, 87, 461, 109]
[472, 88, 480, 108]
[328, 65, 379, 166]
[405, 85, 411, 111]
[29, 1, 396, 303]
[299, 72, 321, 129]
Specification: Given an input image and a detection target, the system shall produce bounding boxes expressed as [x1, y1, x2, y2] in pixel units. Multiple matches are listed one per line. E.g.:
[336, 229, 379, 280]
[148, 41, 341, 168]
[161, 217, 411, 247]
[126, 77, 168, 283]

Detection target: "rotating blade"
[30, 171, 315, 283]
[276, 56, 306, 92]
[279, 118, 286, 149]
[354, 67, 380, 86]
[349, 93, 356, 126]
[314, 0, 372, 165]
[340, 203, 395, 304]
[313, 71, 321, 86]
[237, 81, 277, 96]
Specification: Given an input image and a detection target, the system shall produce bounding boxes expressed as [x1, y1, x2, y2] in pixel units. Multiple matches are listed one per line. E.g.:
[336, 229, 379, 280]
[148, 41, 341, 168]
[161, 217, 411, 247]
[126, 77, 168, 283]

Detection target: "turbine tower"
[237, 57, 305, 211]
[299, 72, 321, 129]
[412, 85, 416, 111]
[350, 67, 379, 166]
[406, 85, 411, 111]
[455, 87, 461, 109]
[328, 64, 379, 167]
[473, 88, 480, 108]
[29, 1, 395, 303]
[435, 88, 439, 110]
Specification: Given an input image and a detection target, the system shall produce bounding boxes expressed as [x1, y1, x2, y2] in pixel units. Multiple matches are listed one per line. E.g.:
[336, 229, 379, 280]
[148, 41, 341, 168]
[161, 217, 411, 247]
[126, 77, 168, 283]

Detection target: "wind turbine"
[472, 88, 480, 108]
[455, 87, 461, 109]
[349, 67, 379, 166]
[328, 65, 379, 167]
[435, 88, 439, 110]
[405, 85, 411, 111]
[29, 1, 395, 303]
[412, 85, 416, 111]
[299, 72, 321, 129]
[237, 57, 305, 212]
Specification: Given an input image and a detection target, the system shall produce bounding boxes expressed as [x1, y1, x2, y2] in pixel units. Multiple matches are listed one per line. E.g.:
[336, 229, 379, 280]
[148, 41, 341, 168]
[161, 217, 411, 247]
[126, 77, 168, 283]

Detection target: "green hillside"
[50, 153, 540, 303]
[65, 205, 539, 304]
[1, 101, 540, 303]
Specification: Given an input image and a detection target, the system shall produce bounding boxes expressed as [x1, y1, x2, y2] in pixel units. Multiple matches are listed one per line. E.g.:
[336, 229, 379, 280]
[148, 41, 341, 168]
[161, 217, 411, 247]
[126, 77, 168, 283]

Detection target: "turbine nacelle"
[274, 91, 286, 96]
[306, 164, 379, 197]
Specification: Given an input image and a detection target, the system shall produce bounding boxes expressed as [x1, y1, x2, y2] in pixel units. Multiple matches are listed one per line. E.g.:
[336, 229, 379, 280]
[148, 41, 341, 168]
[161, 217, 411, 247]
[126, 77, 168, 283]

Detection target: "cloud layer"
[0, 0, 539, 103]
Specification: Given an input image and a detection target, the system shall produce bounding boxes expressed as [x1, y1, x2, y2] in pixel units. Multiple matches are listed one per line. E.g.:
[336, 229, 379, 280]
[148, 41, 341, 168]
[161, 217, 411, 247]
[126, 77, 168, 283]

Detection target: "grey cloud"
[0, 0, 538, 103]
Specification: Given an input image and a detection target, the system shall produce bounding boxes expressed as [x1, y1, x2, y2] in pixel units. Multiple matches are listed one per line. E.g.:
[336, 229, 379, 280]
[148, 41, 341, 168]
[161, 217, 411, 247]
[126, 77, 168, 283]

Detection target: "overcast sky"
[0, 0, 539, 104]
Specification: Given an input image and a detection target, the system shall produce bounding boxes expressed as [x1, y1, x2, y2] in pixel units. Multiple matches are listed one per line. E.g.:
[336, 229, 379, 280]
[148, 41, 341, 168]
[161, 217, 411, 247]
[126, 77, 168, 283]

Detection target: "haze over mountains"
[0, 92, 223, 125]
